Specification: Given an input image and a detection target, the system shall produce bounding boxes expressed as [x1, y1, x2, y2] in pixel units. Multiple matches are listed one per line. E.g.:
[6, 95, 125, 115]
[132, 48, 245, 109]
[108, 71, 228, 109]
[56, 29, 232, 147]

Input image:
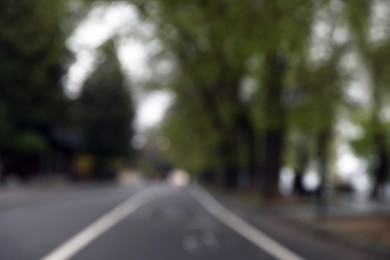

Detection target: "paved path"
[0, 183, 374, 260]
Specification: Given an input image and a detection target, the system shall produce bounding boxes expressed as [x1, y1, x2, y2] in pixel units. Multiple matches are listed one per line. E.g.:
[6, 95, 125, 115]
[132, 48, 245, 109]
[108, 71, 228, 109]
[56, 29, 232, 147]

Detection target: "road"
[0, 182, 372, 260]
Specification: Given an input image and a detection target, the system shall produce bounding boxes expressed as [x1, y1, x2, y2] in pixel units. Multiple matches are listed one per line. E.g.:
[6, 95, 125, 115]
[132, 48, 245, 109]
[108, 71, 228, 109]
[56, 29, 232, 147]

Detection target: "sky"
[65, 2, 172, 131]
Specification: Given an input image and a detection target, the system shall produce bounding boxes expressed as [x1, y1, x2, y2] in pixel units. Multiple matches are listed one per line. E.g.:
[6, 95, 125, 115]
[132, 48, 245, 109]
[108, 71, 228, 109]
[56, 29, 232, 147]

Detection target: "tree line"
[124, 0, 389, 200]
[0, 0, 134, 182]
[1, 0, 389, 200]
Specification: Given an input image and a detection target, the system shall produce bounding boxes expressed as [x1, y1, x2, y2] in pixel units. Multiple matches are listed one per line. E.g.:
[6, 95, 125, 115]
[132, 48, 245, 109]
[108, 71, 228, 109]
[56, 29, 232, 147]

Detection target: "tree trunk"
[293, 140, 310, 196]
[234, 109, 257, 188]
[261, 52, 287, 199]
[216, 135, 240, 190]
[371, 133, 388, 199]
[263, 128, 285, 199]
[316, 128, 331, 217]
[370, 79, 388, 199]
[247, 133, 257, 187]
[224, 162, 239, 190]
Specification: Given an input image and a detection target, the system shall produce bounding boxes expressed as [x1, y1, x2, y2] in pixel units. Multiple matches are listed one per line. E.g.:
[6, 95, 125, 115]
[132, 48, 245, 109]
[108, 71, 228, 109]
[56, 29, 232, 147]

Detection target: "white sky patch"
[279, 167, 295, 195]
[381, 105, 390, 122]
[303, 170, 320, 191]
[345, 81, 371, 106]
[341, 50, 372, 107]
[135, 91, 173, 131]
[68, 3, 138, 50]
[64, 49, 95, 98]
[335, 117, 368, 185]
[66, 3, 139, 96]
[337, 149, 365, 177]
[370, 0, 390, 43]
[65, 3, 171, 131]
[309, 1, 348, 64]
[336, 117, 364, 140]
[240, 76, 257, 102]
[309, 7, 334, 63]
[310, 20, 332, 62]
[117, 40, 149, 80]
[332, 26, 348, 45]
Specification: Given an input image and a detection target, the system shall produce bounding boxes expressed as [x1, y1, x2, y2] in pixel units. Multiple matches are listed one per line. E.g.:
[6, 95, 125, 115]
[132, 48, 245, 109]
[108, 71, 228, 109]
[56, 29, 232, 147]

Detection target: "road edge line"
[189, 186, 304, 260]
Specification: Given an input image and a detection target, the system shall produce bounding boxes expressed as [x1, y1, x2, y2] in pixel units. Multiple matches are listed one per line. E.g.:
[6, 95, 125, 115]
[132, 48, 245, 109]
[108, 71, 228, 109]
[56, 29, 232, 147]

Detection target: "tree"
[78, 39, 135, 179]
[344, 0, 390, 198]
[130, 0, 321, 197]
[129, 0, 255, 189]
[0, 0, 72, 181]
[82, 0, 388, 201]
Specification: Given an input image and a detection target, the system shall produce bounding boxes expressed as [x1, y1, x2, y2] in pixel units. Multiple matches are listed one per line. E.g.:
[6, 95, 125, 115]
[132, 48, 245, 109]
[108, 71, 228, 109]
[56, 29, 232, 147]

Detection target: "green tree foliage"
[128, 0, 255, 189]
[134, 0, 320, 195]
[86, 0, 390, 199]
[123, 0, 335, 196]
[0, 0, 72, 178]
[344, 0, 390, 198]
[78, 40, 135, 178]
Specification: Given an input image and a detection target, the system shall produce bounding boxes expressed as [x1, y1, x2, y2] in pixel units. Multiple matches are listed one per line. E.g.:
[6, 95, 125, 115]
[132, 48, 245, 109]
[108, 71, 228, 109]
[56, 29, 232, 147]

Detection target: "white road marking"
[41, 187, 169, 260]
[190, 187, 305, 260]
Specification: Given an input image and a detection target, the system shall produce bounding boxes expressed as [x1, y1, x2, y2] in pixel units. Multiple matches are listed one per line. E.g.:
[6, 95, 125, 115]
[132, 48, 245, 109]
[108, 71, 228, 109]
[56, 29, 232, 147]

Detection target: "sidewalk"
[263, 196, 390, 219]
[271, 198, 390, 258]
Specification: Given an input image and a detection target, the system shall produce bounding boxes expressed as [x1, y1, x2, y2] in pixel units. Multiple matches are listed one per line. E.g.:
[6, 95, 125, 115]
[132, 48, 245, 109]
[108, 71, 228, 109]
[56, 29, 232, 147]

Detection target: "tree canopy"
[78, 39, 135, 178]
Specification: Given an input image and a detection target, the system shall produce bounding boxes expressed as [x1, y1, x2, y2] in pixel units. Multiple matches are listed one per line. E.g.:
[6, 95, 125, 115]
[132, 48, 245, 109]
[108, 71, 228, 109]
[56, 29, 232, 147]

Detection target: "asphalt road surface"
[0, 182, 371, 260]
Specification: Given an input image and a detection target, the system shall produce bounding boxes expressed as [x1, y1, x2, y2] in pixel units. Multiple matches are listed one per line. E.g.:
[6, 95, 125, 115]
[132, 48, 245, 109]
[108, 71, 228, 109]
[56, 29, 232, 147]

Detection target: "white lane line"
[41, 187, 168, 260]
[190, 187, 304, 260]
